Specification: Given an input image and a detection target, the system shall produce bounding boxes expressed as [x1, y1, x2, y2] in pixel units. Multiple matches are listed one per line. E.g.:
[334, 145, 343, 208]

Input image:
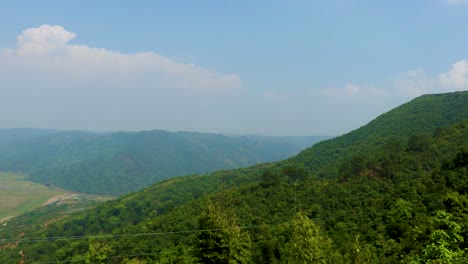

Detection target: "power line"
[0, 223, 286, 244]
[0, 207, 376, 246]
[30, 239, 273, 264]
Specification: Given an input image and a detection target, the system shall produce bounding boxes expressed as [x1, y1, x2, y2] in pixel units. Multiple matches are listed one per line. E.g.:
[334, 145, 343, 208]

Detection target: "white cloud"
[319, 83, 386, 100]
[391, 60, 468, 97]
[0, 25, 466, 136]
[314, 60, 467, 128]
[0, 25, 246, 134]
[16, 25, 76, 55]
[439, 60, 468, 89]
[255, 59, 468, 136]
[392, 69, 435, 97]
[1, 24, 241, 91]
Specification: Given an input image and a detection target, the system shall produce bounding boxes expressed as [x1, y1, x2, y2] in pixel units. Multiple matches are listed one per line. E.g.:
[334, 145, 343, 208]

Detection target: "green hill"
[1, 91, 467, 263]
[0, 129, 309, 195]
[292, 91, 468, 177]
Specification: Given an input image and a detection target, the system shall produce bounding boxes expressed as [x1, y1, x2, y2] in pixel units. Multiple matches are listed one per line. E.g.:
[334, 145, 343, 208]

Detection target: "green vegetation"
[292, 91, 468, 177]
[0, 91, 467, 263]
[0, 172, 69, 221]
[0, 130, 312, 195]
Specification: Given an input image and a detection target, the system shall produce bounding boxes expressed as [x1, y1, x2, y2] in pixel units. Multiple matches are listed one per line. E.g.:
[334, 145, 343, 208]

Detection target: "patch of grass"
[0, 172, 70, 220]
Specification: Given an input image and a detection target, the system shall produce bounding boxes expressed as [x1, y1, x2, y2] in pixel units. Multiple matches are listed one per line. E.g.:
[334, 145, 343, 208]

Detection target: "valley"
[0, 130, 324, 195]
[0, 172, 114, 224]
[0, 172, 69, 222]
[0, 91, 466, 263]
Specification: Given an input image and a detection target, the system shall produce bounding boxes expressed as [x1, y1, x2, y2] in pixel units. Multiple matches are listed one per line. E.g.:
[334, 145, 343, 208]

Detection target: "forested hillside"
[292, 91, 468, 177]
[0, 130, 311, 195]
[0, 91, 467, 263]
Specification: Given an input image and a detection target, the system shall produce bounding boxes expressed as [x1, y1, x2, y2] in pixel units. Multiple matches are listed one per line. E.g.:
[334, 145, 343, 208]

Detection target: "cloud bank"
[2, 25, 241, 91]
[439, 60, 468, 89]
[0, 25, 248, 134]
[319, 60, 468, 101]
[393, 60, 468, 96]
[0, 25, 466, 136]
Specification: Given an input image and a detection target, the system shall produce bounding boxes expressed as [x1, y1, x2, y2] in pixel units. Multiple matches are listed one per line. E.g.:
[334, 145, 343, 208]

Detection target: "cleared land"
[0, 172, 71, 221]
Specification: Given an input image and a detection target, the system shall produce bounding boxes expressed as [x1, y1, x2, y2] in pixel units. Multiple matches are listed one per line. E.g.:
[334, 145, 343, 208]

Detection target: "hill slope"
[1, 91, 467, 263]
[292, 91, 468, 177]
[0, 130, 306, 195]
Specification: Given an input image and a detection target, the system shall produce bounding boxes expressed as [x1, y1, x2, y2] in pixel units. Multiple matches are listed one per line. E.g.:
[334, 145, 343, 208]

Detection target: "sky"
[0, 0, 467, 136]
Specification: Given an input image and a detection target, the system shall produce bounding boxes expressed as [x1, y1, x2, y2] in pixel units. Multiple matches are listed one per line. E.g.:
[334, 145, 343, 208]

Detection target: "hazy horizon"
[1, 1, 467, 136]
[0, 126, 335, 138]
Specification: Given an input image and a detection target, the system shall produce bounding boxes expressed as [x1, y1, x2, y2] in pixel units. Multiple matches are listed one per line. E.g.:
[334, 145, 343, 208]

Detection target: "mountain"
[0, 128, 57, 143]
[0, 129, 306, 195]
[1, 91, 467, 263]
[238, 135, 333, 150]
[291, 91, 468, 177]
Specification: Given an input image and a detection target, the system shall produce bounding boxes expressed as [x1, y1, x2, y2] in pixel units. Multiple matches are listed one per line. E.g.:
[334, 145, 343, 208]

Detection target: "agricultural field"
[0, 172, 71, 222]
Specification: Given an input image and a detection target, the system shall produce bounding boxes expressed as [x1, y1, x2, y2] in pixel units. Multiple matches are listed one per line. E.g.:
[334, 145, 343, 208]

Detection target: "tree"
[158, 245, 192, 264]
[407, 133, 431, 152]
[195, 201, 251, 264]
[413, 210, 466, 264]
[261, 170, 281, 187]
[284, 212, 332, 263]
[81, 241, 111, 264]
[282, 164, 308, 182]
[338, 154, 367, 178]
[351, 235, 378, 264]
[255, 224, 281, 264]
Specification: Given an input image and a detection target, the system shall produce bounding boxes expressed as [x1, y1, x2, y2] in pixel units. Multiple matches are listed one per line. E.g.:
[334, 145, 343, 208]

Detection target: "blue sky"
[0, 0, 467, 135]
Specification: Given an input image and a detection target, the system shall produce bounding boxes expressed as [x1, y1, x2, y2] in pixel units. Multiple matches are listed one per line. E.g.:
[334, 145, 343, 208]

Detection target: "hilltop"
[291, 91, 468, 177]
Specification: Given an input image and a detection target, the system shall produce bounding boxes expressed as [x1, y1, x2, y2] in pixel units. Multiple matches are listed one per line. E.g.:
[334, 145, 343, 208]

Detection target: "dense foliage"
[293, 91, 468, 177]
[0, 91, 467, 263]
[0, 129, 312, 195]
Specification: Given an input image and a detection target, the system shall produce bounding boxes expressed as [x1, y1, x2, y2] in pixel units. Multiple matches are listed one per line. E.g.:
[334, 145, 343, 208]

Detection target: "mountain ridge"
[290, 91, 468, 177]
[0, 129, 326, 195]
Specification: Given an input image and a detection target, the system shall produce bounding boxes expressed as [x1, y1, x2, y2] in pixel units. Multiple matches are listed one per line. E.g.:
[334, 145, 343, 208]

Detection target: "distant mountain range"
[1, 91, 467, 263]
[0, 128, 329, 195]
[0, 128, 58, 143]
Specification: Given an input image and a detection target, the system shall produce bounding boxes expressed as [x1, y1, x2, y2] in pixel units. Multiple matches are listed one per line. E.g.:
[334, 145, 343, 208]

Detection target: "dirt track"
[0, 216, 13, 223]
[41, 194, 78, 206]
